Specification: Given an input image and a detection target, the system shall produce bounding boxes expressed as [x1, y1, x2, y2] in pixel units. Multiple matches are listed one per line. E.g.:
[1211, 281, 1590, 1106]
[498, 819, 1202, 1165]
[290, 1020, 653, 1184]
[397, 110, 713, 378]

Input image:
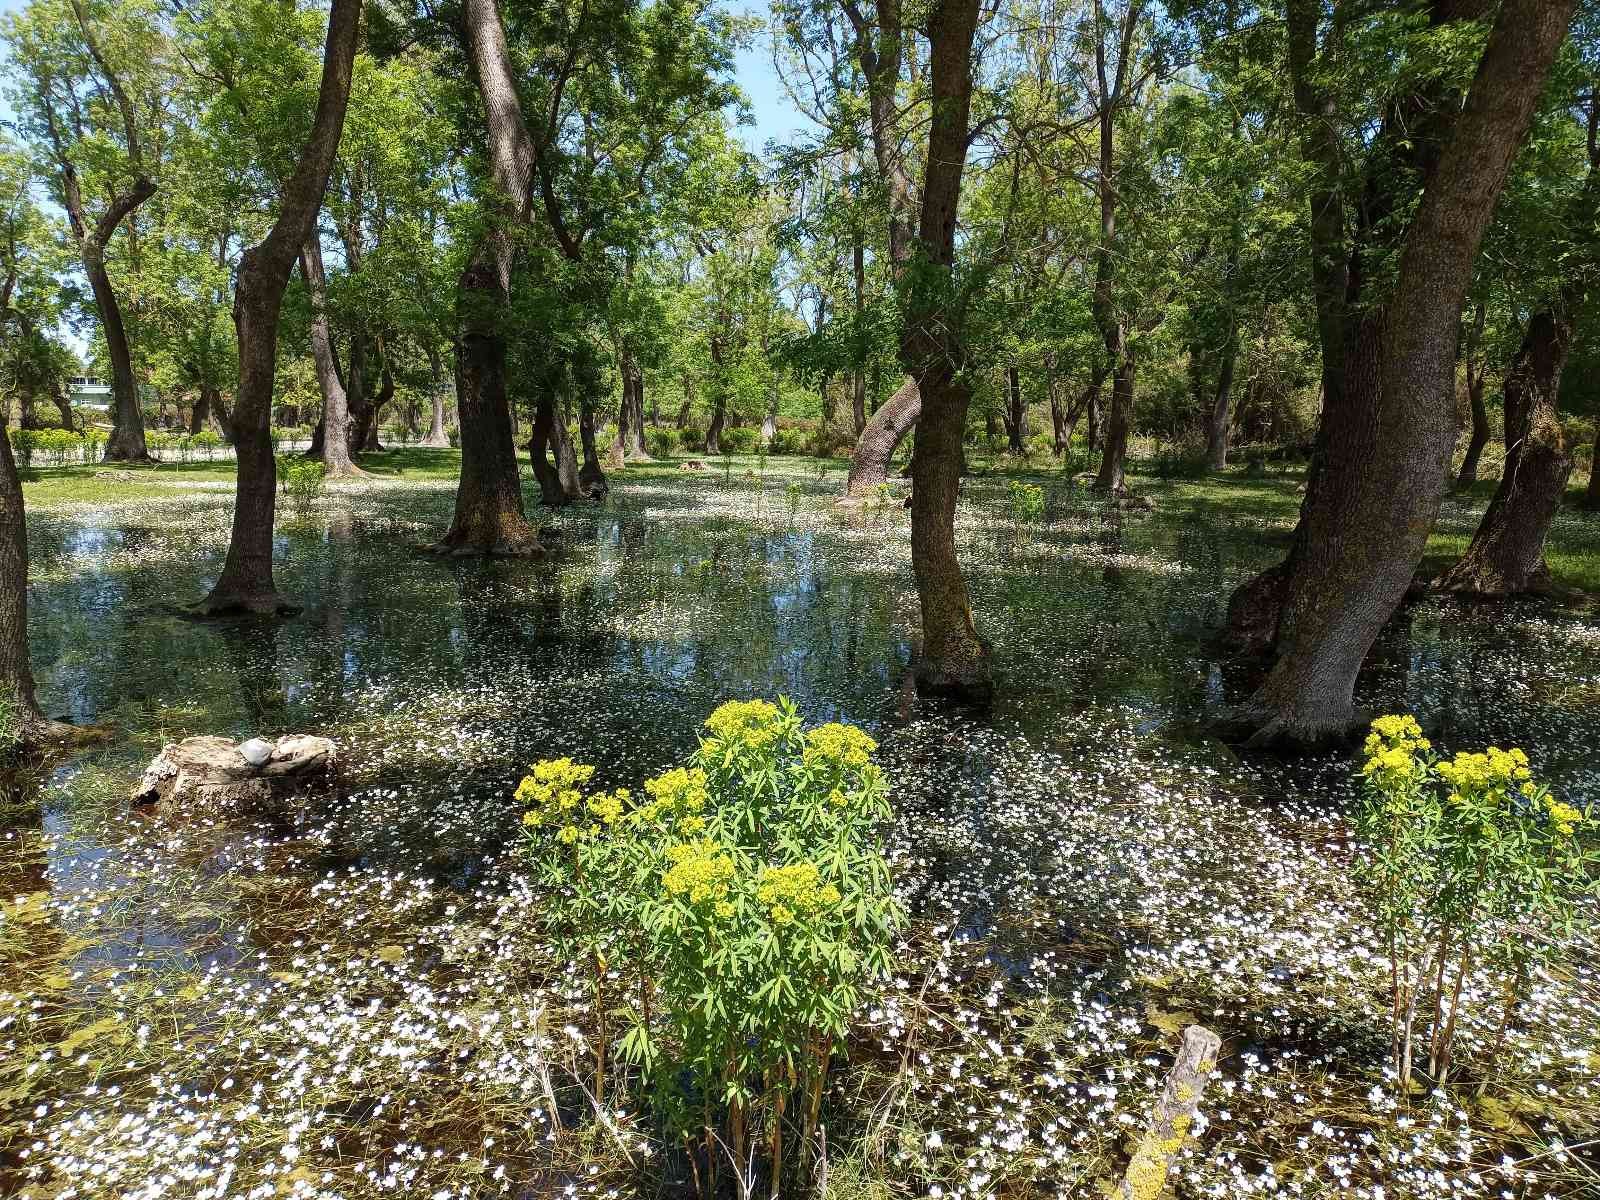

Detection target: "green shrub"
[678, 426, 704, 450]
[1007, 479, 1045, 524]
[1149, 436, 1210, 480]
[277, 455, 326, 518]
[8, 428, 38, 467]
[1356, 715, 1597, 1089]
[768, 427, 809, 456]
[786, 479, 803, 522]
[193, 430, 223, 460]
[721, 426, 760, 454]
[646, 427, 677, 459]
[515, 698, 901, 1185]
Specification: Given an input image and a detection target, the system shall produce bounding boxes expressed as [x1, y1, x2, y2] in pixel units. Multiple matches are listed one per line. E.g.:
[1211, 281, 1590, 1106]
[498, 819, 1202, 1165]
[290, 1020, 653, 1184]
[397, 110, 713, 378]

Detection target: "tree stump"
[131, 734, 336, 818]
[1117, 1024, 1221, 1200]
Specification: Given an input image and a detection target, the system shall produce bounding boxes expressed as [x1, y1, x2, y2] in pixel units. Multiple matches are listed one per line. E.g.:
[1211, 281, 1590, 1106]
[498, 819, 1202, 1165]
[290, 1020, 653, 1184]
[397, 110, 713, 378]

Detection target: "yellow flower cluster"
[1545, 795, 1585, 838]
[517, 758, 629, 845]
[755, 862, 842, 927]
[803, 723, 877, 771]
[517, 758, 594, 829]
[637, 765, 710, 834]
[1436, 746, 1531, 804]
[704, 699, 783, 750]
[1362, 715, 1431, 786]
[663, 839, 735, 906]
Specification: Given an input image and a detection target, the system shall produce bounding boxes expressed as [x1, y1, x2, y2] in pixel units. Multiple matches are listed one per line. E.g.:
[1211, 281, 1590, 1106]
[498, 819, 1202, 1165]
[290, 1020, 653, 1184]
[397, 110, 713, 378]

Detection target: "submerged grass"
[2, 448, 1597, 1199]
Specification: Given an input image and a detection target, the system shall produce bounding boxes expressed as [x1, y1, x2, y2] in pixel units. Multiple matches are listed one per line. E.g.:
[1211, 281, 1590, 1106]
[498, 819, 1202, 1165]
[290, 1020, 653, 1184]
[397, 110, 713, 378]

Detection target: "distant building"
[69, 376, 112, 412]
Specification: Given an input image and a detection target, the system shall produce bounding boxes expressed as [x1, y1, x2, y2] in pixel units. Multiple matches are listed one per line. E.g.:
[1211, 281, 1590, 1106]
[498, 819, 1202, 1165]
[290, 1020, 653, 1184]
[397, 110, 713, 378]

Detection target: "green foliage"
[645, 427, 677, 459]
[276, 455, 325, 518]
[1355, 716, 1598, 1088]
[721, 426, 760, 454]
[678, 426, 705, 450]
[515, 698, 901, 1184]
[0, 689, 19, 755]
[1006, 480, 1045, 525]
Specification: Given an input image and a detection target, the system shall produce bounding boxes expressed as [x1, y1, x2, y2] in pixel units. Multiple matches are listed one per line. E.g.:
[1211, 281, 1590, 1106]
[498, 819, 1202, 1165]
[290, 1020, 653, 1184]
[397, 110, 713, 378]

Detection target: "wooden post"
[1118, 1024, 1221, 1200]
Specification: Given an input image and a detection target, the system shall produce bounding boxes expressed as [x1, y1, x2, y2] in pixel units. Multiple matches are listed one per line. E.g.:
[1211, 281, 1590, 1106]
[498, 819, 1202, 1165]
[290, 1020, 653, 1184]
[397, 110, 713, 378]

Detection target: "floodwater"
[4, 461, 1598, 1199]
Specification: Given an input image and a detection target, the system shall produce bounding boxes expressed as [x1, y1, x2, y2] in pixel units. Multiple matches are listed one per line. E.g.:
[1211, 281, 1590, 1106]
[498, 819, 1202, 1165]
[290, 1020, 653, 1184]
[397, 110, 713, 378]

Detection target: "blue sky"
[731, 9, 811, 152]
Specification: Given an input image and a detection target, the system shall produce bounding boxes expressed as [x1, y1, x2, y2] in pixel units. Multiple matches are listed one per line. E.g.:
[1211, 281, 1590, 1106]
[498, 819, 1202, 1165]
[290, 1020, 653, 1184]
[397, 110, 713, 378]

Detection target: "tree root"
[184, 592, 304, 619]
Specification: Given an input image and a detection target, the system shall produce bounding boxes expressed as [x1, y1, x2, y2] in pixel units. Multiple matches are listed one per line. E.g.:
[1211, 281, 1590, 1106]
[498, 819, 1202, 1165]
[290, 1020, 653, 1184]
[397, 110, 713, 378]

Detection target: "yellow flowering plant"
[513, 699, 901, 1196]
[1355, 716, 1596, 1090]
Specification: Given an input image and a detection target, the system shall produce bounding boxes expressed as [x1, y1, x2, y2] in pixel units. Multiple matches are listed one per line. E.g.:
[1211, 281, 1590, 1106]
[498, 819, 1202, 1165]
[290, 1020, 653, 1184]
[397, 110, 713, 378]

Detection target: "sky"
[731, 10, 812, 153]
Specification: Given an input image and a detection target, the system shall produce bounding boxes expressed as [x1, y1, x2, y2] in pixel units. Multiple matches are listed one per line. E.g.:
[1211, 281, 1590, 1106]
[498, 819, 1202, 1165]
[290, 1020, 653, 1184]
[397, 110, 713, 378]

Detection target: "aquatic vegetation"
[2, 461, 1598, 1200]
[1356, 716, 1598, 1089]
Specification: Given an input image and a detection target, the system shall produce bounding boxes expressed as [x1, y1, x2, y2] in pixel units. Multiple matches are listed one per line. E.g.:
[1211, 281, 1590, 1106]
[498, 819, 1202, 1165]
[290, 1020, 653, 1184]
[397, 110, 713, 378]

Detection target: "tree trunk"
[1455, 302, 1490, 489]
[578, 393, 608, 495]
[905, 0, 988, 698]
[88, 250, 152, 463]
[189, 384, 217, 436]
[358, 357, 391, 452]
[840, 378, 919, 501]
[628, 363, 649, 457]
[1206, 325, 1238, 471]
[300, 234, 359, 475]
[1456, 373, 1490, 489]
[438, 247, 542, 552]
[434, 0, 549, 554]
[197, 0, 362, 614]
[676, 373, 693, 429]
[529, 394, 584, 505]
[1095, 348, 1136, 493]
[704, 383, 726, 455]
[1220, 0, 1572, 746]
[1006, 365, 1026, 454]
[0, 428, 72, 744]
[422, 344, 451, 446]
[612, 354, 649, 460]
[1438, 308, 1574, 596]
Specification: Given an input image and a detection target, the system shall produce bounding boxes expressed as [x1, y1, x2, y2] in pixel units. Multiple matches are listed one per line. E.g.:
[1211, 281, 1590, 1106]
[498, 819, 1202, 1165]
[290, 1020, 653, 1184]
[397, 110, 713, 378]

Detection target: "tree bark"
[1206, 324, 1238, 471]
[578, 392, 608, 495]
[1095, 351, 1136, 492]
[837, 0, 924, 496]
[905, 0, 989, 698]
[0, 428, 72, 745]
[433, 0, 546, 554]
[1455, 302, 1490, 489]
[421, 343, 451, 446]
[1006, 365, 1026, 454]
[197, 0, 363, 613]
[1439, 308, 1575, 595]
[840, 379, 918, 499]
[299, 234, 360, 475]
[1224, 0, 1575, 745]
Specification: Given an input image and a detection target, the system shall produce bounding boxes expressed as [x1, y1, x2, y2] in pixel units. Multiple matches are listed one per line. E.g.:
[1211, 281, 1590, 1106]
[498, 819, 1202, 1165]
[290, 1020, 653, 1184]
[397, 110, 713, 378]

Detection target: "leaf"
[58, 1015, 122, 1057]
[375, 945, 406, 964]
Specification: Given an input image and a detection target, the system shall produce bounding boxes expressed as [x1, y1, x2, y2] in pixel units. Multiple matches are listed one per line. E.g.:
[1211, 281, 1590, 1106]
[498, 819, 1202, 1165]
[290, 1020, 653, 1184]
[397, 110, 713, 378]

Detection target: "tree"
[1223, 0, 1577, 745]
[3, 0, 164, 462]
[903, 0, 989, 696]
[432, 0, 545, 553]
[1439, 48, 1600, 596]
[196, 0, 362, 613]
